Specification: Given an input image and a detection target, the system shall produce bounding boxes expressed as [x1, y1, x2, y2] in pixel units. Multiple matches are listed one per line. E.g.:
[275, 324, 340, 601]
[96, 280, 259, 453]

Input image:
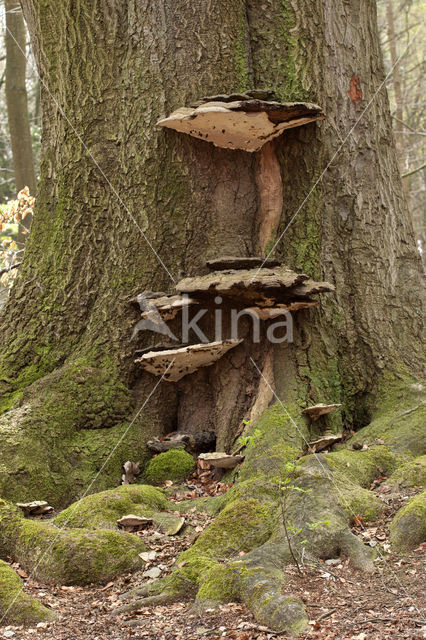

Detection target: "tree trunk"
[385, 0, 412, 214]
[0, 0, 424, 631]
[5, 0, 36, 246]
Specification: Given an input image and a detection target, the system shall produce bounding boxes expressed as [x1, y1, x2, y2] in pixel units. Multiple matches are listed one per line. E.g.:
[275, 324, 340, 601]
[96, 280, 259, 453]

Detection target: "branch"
[0, 262, 21, 277]
[392, 115, 426, 135]
[402, 162, 426, 179]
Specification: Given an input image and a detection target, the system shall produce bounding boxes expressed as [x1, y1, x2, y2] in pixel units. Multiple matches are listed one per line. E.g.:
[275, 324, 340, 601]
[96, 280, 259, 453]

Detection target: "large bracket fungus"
[134, 340, 242, 382]
[157, 96, 324, 153]
[157, 92, 325, 253]
[176, 263, 334, 309]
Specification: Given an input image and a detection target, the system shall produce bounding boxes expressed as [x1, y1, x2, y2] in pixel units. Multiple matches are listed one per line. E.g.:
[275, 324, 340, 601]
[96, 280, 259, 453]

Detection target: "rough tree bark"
[0, 0, 424, 632]
[5, 0, 36, 245]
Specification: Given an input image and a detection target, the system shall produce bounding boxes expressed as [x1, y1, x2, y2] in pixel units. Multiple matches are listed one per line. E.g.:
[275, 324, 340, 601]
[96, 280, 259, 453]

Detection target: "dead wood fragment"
[121, 461, 140, 485]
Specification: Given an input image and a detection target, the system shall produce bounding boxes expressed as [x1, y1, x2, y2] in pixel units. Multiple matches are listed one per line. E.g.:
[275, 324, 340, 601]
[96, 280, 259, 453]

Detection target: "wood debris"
[121, 460, 140, 485]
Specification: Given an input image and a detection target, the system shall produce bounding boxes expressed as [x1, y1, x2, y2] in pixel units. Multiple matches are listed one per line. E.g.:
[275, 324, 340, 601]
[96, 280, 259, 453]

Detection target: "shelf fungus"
[307, 433, 343, 452]
[135, 339, 242, 382]
[16, 501, 54, 517]
[302, 403, 342, 421]
[198, 452, 245, 469]
[117, 515, 153, 532]
[176, 265, 334, 308]
[157, 96, 324, 152]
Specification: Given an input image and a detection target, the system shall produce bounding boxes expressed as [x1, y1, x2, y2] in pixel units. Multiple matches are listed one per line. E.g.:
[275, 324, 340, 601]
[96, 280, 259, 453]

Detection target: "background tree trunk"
[0, 0, 422, 504]
[5, 0, 36, 245]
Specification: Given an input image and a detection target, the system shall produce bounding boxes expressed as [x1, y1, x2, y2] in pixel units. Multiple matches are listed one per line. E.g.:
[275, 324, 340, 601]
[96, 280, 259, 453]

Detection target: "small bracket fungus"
[306, 433, 343, 452]
[198, 452, 245, 469]
[157, 97, 324, 152]
[302, 403, 342, 421]
[135, 339, 243, 382]
[16, 501, 54, 517]
[117, 515, 153, 532]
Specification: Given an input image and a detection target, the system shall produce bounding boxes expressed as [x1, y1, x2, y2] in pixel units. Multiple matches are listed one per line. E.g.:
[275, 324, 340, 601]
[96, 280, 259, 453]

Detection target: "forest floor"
[1, 479, 425, 640]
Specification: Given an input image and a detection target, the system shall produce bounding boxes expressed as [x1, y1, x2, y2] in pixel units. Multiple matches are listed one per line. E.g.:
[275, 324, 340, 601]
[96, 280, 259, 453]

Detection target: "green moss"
[388, 455, 426, 489]
[238, 404, 307, 482]
[0, 358, 160, 506]
[180, 498, 274, 567]
[390, 491, 426, 553]
[325, 447, 398, 488]
[197, 563, 241, 603]
[348, 379, 425, 456]
[0, 560, 54, 624]
[0, 498, 146, 585]
[233, 5, 251, 90]
[54, 484, 167, 529]
[144, 448, 195, 485]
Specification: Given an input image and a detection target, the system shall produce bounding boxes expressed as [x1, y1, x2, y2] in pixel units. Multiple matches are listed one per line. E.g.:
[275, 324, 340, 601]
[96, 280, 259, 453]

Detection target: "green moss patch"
[144, 449, 195, 485]
[388, 455, 426, 489]
[0, 559, 54, 624]
[0, 498, 146, 585]
[54, 484, 167, 529]
[390, 491, 426, 553]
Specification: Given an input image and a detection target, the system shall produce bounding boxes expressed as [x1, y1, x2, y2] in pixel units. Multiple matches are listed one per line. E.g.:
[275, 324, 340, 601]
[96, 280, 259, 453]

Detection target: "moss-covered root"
[196, 543, 309, 636]
[53, 484, 167, 529]
[390, 491, 426, 553]
[0, 560, 55, 625]
[0, 499, 146, 585]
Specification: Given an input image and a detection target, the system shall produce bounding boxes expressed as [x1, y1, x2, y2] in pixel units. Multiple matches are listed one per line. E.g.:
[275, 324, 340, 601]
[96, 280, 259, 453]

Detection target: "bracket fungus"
[302, 403, 342, 421]
[135, 339, 242, 382]
[117, 515, 153, 532]
[198, 452, 245, 470]
[176, 265, 334, 308]
[306, 433, 343, 452]
[157, 96, 324, 152]
[16, 501, 54, 517]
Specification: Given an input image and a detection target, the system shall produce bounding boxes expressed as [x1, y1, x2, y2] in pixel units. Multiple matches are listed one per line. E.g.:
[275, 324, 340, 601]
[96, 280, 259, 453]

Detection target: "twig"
[0, 262, 21, 277]
[402, 162, 426, 178]
[316, 607, 338, 622]
[349, 616, 396, 625]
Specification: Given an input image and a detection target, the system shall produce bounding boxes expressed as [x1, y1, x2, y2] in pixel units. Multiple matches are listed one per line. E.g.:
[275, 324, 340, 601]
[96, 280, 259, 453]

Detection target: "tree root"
[0, 499, 146, 585]
[0, 560, 55, 625]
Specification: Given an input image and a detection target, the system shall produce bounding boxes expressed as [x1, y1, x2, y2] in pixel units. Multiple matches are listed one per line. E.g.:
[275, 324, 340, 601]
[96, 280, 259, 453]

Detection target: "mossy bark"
[0, 0, 424, 632]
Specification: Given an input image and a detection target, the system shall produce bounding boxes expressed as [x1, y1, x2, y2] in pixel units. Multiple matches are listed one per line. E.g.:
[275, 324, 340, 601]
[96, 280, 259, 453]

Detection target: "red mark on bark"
[348, 73, 362, 111]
